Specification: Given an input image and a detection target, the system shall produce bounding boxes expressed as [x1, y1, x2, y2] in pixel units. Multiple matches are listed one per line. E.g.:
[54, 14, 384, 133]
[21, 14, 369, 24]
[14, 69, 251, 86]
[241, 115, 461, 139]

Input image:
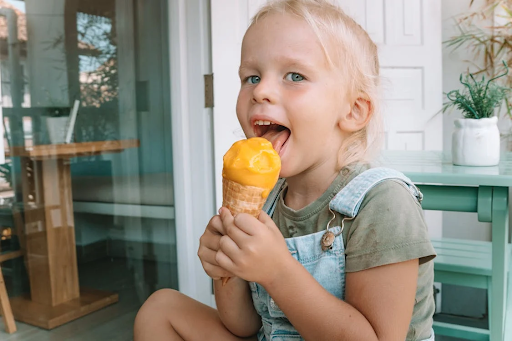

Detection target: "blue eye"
[247, 76, 261, 84]
[286, 73, 304, 82]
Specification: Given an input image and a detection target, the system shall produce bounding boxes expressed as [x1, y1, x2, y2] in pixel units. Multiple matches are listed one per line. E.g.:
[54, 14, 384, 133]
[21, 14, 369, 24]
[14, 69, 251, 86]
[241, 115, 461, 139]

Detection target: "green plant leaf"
[443, 61, 511, 119]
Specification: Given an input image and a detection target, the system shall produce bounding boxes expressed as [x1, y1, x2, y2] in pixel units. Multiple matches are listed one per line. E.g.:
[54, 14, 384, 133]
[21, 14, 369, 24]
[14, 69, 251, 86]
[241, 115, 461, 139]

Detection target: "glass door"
[0, 0, 185, 337]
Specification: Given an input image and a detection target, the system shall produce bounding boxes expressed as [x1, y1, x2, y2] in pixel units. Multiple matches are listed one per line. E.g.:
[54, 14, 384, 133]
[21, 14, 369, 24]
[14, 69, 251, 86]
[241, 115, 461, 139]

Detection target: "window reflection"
[0, 0, 176, 335]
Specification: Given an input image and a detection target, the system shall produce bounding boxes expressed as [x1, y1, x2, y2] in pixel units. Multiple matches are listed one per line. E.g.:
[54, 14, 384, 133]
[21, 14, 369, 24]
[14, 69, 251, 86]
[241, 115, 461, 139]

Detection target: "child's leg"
[134, 289, 258, 341]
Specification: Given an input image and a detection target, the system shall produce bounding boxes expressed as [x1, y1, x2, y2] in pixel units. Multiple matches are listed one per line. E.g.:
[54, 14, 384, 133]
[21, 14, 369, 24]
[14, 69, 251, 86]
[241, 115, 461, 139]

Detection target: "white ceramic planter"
[46, 116, 69, 144]
[452, 116, 500, 166]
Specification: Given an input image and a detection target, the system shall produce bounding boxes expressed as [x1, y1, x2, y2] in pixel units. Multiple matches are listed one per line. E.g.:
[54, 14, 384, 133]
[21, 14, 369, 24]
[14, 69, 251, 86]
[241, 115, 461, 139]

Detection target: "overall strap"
[262, 178, 286, 217]
[329, 167, 422, 218]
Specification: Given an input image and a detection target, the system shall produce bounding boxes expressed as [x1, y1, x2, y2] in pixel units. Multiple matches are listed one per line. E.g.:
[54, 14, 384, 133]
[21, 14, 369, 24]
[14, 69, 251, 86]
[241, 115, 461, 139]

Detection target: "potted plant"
[443, 61, 511, 166]
[445, 0, 512, 116]
[44, 107, 70, 144]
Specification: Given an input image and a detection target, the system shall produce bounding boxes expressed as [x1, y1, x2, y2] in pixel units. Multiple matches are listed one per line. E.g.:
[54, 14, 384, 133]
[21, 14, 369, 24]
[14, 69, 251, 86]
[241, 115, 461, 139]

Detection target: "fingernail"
[218, 207, 222, 214]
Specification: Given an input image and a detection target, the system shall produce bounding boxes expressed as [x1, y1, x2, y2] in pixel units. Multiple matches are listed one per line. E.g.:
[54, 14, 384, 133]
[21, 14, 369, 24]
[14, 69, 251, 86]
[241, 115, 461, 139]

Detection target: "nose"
[252, 78, 277, 104]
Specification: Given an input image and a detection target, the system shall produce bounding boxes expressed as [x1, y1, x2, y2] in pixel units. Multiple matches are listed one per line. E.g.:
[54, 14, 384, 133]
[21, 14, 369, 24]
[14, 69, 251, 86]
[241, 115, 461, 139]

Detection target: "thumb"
[258, 210, 276, 229]
[219, 207, 236, 232]
[219, 207, 235, 223]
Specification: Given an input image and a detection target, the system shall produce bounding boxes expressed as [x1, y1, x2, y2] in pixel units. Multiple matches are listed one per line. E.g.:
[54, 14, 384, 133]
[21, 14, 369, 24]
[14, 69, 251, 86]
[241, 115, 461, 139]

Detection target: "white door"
[210, 0, 443, 237]
[339, 0, 443, 151]
[336, 0, 444, 240]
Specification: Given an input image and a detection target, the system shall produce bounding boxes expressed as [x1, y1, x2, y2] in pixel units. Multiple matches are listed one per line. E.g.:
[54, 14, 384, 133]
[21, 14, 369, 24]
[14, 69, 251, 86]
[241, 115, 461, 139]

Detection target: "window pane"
[0, 0, 176, 337]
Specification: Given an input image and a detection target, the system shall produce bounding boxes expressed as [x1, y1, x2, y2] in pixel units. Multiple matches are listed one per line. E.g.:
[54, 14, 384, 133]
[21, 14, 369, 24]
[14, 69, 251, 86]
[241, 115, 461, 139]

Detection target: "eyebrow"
[239, 57, 316, 76]
[278, 56, 316, 70]
[238, 64, 253, 77]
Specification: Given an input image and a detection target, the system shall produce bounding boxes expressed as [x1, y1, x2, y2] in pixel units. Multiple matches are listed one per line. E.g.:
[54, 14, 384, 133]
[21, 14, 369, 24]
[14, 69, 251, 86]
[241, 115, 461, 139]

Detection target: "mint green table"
[382, 151, 512, 341]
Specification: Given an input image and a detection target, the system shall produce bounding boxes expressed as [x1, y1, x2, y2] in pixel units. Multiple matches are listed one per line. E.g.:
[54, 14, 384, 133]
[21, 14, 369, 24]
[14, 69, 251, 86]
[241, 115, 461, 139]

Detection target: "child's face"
[236, 13, 352, 179]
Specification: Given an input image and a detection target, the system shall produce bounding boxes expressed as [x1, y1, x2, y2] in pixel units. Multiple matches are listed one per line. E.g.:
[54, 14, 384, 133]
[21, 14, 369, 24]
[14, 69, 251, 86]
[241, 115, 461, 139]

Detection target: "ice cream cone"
[222, 178, 267, 218]
[221, 179, 267, 286]
[220, 137, 281, 286]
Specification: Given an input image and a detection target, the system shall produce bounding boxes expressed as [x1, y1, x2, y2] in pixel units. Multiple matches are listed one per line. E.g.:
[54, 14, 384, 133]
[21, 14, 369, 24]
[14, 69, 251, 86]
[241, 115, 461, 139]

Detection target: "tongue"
[262, 128, 290, 155]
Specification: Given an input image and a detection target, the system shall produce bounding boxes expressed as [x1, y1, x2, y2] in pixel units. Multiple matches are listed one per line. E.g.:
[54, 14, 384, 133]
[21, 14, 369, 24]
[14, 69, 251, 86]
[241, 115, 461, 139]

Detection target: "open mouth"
[253, 120, 291, 156]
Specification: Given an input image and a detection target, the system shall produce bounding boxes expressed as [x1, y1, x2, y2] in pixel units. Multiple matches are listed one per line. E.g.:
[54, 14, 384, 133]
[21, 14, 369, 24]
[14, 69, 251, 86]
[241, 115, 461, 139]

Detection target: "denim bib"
[252, 167, 434, 341]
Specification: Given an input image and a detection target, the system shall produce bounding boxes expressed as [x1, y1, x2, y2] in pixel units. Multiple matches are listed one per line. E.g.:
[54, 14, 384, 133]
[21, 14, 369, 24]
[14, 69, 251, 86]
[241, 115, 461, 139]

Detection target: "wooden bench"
[431, 238, 512, 340]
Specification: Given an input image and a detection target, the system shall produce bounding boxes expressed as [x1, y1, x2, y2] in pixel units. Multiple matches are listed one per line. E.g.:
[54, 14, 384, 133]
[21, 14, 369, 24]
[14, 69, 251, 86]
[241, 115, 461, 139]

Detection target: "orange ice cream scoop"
[222, 137, 281, 199]
[221, 138, 281, 286]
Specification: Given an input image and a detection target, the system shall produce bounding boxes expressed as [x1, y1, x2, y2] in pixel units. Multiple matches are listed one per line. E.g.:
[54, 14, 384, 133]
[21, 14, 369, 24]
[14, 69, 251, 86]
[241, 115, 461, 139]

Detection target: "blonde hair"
[251, 0, 383, 169]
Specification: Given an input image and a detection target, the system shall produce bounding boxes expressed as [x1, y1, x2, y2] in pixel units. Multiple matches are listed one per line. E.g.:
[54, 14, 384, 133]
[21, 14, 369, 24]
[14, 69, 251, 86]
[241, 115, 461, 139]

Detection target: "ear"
[338, 96, 372, 133]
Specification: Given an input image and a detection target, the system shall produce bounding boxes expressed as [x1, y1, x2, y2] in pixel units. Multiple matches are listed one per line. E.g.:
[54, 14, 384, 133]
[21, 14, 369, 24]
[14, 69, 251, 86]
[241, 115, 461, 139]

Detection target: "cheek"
[236, 91, 248, 118]
[288, 88, 335, 118]
[236, 91, 254, 136]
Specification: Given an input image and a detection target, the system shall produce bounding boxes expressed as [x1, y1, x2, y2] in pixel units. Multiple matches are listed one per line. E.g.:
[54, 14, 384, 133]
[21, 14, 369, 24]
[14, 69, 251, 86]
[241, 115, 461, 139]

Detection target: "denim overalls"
[252, 167, 435, 341]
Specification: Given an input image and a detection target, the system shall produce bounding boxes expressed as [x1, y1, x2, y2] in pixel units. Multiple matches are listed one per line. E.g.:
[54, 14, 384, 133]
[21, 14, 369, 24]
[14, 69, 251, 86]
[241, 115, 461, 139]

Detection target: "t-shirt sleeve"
[344, 180, 436, 273]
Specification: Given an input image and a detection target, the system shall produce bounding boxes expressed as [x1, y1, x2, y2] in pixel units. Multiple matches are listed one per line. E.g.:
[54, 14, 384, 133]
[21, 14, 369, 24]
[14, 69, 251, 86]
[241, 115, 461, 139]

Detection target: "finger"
[216, 248, 235, 272]
[202, 261, 234, 279]
[200, 231, 222, 251]
[219, 207, 237, 233]
[258, 210, 275, 228]
[225, 218, 252, 245]
[219, 235, 242, 259]
[258, 211, 281, 237]
[198, 246, 221, 266]
[207, 214, 225, 235]
[232, 213, 261, 236]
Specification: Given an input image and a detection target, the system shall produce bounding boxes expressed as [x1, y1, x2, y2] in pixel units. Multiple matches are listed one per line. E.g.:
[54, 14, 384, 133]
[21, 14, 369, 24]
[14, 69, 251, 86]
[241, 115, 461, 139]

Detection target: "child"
[134, 0, 436, 340]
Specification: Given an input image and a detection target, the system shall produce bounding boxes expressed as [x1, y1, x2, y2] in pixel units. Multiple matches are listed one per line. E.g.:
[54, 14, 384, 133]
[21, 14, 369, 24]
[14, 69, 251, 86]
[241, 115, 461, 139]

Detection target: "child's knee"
[135, 289, 181, 328]
[143, 288, 181, 310]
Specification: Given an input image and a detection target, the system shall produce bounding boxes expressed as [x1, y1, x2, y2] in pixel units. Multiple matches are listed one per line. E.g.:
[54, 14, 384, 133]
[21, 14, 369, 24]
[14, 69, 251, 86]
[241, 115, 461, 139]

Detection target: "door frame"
[168, 0, 215, 305]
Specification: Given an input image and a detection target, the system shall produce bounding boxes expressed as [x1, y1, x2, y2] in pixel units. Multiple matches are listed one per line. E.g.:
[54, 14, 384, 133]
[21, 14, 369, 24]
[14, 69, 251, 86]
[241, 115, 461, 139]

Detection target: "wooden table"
[383, 151, 512, 341]
[8, 140, 139, 329]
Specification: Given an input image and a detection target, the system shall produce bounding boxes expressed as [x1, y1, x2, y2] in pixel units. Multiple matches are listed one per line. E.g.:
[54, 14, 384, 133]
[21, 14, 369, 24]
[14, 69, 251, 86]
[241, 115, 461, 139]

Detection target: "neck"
[284, 163, 339, 211]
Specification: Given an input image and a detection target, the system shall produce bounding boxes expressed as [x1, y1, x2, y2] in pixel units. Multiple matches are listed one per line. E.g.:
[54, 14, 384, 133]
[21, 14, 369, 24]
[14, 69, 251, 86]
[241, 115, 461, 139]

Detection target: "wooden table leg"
[0, 266, 17, 333]
[8, 157, 118, 329]
[21, 157, 79, 306]
[490, 186, 509, 341]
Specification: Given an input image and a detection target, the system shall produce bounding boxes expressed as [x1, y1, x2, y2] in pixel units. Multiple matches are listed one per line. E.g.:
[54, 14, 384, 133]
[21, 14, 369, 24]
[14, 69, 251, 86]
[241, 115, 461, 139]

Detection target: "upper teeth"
[254, 120, 272, 126]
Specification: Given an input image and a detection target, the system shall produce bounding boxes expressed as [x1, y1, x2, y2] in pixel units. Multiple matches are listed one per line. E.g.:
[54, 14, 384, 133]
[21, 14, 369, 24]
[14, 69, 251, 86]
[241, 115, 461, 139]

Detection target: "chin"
[277, 164, 296, 180]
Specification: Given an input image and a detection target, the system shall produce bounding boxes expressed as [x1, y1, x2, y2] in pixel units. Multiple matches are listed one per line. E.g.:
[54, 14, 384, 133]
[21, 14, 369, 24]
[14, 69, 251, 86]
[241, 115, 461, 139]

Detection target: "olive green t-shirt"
[273, 165, 436, 341]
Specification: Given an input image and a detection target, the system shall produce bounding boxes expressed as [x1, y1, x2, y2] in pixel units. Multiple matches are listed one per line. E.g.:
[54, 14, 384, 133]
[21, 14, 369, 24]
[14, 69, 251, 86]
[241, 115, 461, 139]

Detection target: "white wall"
[441, 0, 493, 241]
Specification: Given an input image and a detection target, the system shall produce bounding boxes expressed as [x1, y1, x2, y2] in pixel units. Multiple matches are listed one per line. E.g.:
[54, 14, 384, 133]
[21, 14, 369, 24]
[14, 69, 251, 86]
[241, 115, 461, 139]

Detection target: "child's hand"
[198, 214, 235, 280]
[216, 208, 293, 286]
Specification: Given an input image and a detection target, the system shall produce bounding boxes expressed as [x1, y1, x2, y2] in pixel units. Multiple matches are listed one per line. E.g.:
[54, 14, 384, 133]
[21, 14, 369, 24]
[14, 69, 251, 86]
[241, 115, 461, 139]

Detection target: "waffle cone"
[222, 178, 267, 218]
[221, 178, 268, 286]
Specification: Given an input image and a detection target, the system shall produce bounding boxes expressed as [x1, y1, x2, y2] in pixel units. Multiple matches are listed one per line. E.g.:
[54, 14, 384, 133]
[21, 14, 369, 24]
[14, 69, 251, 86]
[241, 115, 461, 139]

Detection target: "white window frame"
[168, 0, 215, 305]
